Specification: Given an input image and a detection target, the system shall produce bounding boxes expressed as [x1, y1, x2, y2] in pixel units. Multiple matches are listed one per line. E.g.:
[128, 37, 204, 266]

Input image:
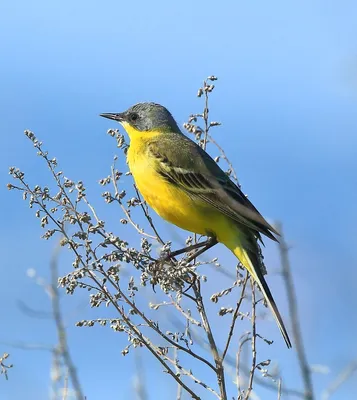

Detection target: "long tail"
[232, 237, 292, 348]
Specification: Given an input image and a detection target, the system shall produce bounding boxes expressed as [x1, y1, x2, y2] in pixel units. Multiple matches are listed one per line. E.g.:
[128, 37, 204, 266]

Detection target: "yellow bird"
[100, 103, 291, 348]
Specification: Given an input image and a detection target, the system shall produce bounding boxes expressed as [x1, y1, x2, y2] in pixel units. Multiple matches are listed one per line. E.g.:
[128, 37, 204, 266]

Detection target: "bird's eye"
[129, 113, 139, 122]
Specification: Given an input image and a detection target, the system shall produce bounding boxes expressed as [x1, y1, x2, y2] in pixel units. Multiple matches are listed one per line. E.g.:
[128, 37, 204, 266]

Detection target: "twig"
[161, 349, 220, 399]
[222, 272, 249, 361]
[0, 353, 12, 380]
[168, 295, 202, 326]
[206, 133, 239, 184]
[110, 165, 156, 240]
[173, 344, 183, 400]
[202, 79, 210, 150]
[103, 272, 216, 371]
[134, 351, 148, 400]
[78, 267, 201, 399]
[105, 292, 201, 399]
[236, 334, 251, 399]
[62, 367, 69, 400]
[193, 283, 228, 400]
[278, 378, 282, 400]
[50, 245, 84, 400]
[134, 184, 165, 245]
[51, 348, 61, 400]
[0, 342, 53, 352]
[322, 360, 357, 400]
[245, 280, 257, 399]
[277, 222, 314, 400]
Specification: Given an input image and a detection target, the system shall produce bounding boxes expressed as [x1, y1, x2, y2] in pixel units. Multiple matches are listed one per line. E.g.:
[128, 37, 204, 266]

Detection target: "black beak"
[100, 112, 126, 122]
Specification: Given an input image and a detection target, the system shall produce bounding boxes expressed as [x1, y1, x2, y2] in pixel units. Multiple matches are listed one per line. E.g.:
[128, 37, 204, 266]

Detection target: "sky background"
[1, 0, 357, 399]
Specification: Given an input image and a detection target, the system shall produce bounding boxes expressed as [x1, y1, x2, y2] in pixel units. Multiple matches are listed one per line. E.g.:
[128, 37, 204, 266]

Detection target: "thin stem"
[207, 133, 239, 184]
[173, 344, 182, 400]
[134, 184, 165, 245]
[111, 165, 156, 240]
[278, 378, 282, 400]
[236, 334, 250, 399]
[202, 81, 210, 150]
[161, 350, 220, 399]
[193, 283, 227, 400]
[222, 272, 249, 361]
[62, 368, 69, 400]
[322, 360, 357, 400]
[104, 273, 216, 371]
[50, 246, 84, 400]
[245, 279, 257, 399]
[81, 271, 201, 399]
[277, 222, 314, 400]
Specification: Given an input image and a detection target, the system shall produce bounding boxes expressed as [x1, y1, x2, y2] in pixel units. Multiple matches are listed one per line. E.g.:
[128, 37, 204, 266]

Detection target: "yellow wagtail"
[101, 103, 291, 348]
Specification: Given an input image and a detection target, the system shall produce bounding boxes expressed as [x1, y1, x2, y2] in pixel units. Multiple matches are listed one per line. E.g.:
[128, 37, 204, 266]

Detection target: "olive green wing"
[148, 135, 279, 241]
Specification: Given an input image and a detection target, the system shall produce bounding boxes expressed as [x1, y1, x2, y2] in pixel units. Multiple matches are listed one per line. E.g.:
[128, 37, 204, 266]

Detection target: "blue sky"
[1, 0, 357, 399]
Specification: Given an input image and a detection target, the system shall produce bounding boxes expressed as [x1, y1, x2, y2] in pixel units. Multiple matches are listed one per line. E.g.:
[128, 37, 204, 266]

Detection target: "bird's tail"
[232, 238, 292, 348]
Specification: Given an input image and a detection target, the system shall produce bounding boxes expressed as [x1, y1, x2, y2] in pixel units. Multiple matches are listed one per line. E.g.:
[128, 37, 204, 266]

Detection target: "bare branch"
[278, 378, 282, 400]
[193, 283, 228, 400]
[245, 280, 257, 399]
[236, 334, 251, 399]
[0, 353, 12, 380]
[50, 244, 84, 400]
[277, 222, 314, 400]
[110, 165, 157, 240]
[322, 360, 357, 400]
[222, 272, 249, 361]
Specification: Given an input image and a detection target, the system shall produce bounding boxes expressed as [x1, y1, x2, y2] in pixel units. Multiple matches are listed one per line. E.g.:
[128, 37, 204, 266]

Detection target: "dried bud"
[40, 216, 48, 228]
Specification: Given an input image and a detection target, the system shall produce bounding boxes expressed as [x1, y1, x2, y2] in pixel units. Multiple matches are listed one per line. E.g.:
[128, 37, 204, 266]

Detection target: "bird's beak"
[100, 112, 126, 122]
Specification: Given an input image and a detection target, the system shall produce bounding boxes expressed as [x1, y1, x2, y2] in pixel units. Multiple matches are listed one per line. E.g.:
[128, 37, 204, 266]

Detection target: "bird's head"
[100, 102, 181, 137]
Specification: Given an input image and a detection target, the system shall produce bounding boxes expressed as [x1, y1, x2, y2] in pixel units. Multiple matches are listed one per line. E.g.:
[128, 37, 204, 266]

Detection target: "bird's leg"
[156, 237, 218, 294]
[182, 237, 218, 264]
[182, 271, 197, 294]
[164, 237, 215, 259]
[182, 239, 216, 293]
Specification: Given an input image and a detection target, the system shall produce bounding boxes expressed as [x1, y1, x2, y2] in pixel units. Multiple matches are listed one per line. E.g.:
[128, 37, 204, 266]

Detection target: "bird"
[100, 102, 291, 348]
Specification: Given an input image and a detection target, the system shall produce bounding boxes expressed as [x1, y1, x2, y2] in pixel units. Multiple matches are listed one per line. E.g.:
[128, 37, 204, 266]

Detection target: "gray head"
[100, 102, 181, 133]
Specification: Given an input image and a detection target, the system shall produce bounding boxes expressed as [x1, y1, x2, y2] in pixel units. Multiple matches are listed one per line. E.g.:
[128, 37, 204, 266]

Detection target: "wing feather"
[148, 138, 279, 241]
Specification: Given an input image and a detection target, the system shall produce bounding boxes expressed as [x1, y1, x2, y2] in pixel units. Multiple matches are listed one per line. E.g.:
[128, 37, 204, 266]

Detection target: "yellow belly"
[128, 144, 222, 237]
[136, 167, 214, 235]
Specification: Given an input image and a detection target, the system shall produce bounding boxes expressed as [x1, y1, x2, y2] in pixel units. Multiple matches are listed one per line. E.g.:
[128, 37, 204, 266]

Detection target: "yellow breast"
[127, 135, 218, 236]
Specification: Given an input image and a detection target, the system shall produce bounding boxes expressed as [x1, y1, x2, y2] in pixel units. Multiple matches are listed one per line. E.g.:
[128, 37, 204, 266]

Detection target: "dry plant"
[7, 76, 355, 399]
[0, 353, 12, 381]
[1, 247, 83, 399]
